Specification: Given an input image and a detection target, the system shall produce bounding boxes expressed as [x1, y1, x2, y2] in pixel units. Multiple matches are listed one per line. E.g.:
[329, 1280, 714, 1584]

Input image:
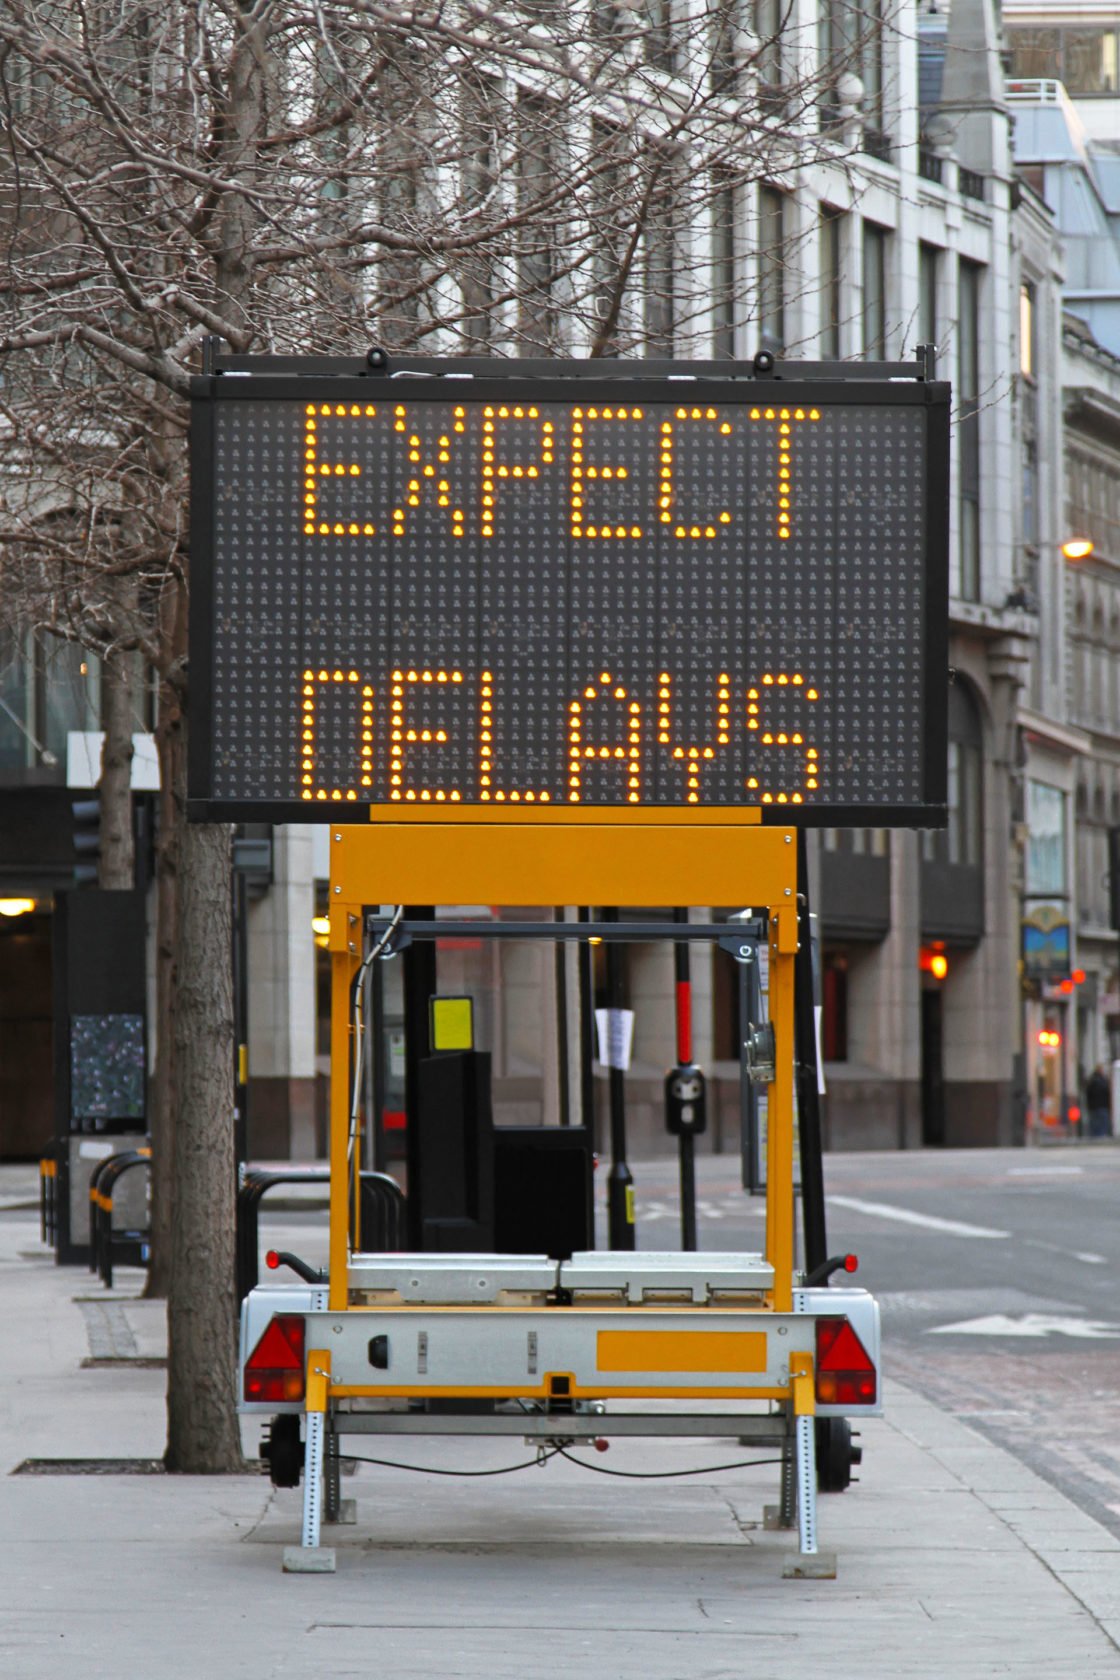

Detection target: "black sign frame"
[188, 356, 949, 828]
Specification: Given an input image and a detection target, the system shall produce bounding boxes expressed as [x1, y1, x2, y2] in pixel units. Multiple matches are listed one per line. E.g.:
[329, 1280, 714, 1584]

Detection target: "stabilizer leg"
[783, 1358, 836, 1579]
[284, 1348, 336, 1573]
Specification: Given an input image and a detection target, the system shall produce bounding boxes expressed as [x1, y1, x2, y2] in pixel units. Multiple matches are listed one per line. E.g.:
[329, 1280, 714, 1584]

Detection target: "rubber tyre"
[262, 1414, 303, 1488]
[815, 1416, 861, 1493]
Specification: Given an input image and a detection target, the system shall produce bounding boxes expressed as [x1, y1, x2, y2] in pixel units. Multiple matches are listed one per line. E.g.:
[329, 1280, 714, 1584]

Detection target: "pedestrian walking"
[1085, 1064, 1112, 1139]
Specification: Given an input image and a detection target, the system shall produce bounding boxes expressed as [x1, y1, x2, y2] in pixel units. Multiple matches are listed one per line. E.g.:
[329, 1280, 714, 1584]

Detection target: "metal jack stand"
[283, 1287, 335, 1574]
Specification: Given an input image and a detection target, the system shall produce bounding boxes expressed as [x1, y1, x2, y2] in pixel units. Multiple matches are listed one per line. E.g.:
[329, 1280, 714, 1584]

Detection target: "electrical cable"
[346, 904, 404, 1199]
[339, 1450, 560, 1476]
[554, 1446, 785, 1479]
[337, 1446, 785, 1480]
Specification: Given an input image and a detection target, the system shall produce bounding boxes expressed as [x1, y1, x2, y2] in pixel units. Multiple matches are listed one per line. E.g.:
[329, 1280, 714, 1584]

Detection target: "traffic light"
[919, 946, 948, 981]
[71, 797, 101, 886]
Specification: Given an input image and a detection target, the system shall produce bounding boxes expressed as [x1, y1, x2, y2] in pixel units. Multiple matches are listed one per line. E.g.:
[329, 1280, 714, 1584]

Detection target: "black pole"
[554, 907, 571, 1127]
[402, 904, 436, 1249]
[602, 907, 635, 1250]
[232, 868, 249, 1169]
[673, 907, 697, 1250]
[795, 831, 829, 1276]
[370, 955, 387, 1174]
[576, 907, 595, 1136]
[739, 944, 755, 1192]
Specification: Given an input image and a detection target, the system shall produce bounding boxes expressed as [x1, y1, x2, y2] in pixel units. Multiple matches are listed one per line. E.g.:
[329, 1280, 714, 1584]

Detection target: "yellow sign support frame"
[324, 823, 800, 1317]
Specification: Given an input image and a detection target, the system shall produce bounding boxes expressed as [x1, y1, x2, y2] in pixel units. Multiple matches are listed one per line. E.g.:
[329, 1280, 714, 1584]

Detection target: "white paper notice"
[595, 1008, 635, 1071]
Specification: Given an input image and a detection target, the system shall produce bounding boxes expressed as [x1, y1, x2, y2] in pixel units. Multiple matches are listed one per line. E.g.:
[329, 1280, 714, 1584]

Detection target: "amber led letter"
[302, 403, 376, 537]
[300, 669, 369, 802]
[568, 676, 641, 804]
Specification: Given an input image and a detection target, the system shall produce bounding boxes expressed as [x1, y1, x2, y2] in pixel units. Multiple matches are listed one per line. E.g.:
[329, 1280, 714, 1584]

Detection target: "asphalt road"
[257, 1142, 1120, 1537]
[624, 1144, 1120, 1539]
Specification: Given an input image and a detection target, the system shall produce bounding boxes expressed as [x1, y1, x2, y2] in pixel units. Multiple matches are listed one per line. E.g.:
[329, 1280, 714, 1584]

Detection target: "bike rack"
[236, 1168, 405, 1304]
[89, 1148, 152, 1289]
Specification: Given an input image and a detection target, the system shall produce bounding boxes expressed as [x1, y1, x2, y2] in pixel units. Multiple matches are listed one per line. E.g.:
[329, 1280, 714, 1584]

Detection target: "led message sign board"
[189, 362, 948, 827]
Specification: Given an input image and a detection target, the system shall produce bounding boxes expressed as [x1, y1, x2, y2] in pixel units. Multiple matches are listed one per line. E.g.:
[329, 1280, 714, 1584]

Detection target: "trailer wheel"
[261, 1414, 303, 1488]
[815, 1416, 862, 1493]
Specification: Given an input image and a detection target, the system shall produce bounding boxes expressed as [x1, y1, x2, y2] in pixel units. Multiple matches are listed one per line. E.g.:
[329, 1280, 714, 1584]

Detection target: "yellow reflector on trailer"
[597, 1330, 767, 1373]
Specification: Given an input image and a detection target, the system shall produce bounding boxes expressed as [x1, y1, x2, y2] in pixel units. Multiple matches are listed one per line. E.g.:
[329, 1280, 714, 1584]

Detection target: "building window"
[1022, 436, 1039, 550]
[821, 952, 848, 1062]
[712, 173, 737, 359]
[644, 0, 677, 71]
[861, 221, 887, 357]
[820, 209, 843, 358]
[919, 242, 939, 350]
[758, 186, 786, 351]
[822, 0, 885, 138]
[821, 828, 889, 856]
[1007, 27, 1119, 95]
[921, 680, 982, 867]
[644, 147, 679, 356]
[460, 76, 499, 349]
[755, 0, 782, 88]
[711, 0, 741, 94]
[957, 260, 982, 601]
[1026, 780, 1067, 896]
[0, 630, 31, 772]
[517, 97, 562, 354]
[1019, 281, 1036, 381]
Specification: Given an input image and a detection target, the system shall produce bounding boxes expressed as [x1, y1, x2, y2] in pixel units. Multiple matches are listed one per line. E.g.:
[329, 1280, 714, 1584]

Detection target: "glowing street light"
[0, 898, 36, 918]
[1061, 536, 1094, 561]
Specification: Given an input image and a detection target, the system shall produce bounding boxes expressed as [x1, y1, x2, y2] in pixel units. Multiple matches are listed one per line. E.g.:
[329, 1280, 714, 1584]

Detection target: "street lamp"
[1061, 536, 1094, 561]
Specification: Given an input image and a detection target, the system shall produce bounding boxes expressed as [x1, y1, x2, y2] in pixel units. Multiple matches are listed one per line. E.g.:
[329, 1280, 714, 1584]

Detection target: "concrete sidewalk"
[3, 1212, 1120, 1678]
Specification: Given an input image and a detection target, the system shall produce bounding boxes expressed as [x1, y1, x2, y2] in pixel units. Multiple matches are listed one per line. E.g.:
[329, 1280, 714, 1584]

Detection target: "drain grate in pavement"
[81, 1356, 167, 1369]
[12, 1458, 166, 1475]
[12, 1458, 266, 1476]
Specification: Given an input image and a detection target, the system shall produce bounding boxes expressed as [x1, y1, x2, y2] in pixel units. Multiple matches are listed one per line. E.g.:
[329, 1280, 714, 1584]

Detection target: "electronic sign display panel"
[189, 367, 948, 826]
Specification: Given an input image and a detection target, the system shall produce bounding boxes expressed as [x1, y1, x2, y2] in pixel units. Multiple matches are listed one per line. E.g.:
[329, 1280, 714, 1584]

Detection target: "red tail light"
[244, 1314, 306, 1403]
[816, 1316, 877, 1406]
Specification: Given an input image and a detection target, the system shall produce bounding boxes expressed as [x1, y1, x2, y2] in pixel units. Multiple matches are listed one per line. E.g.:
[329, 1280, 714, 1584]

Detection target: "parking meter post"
[603, 908, 635, 1251]
[673, 907, 698, 1251]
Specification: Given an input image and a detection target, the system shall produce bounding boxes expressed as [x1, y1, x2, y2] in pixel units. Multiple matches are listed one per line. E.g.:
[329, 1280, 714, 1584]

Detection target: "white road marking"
[826, 1195, 1009, 1240]
[1007, 1165, 1084, 1177]
[930, 1312, 1120, 1339]
[1023, 1237, 1107, 1266]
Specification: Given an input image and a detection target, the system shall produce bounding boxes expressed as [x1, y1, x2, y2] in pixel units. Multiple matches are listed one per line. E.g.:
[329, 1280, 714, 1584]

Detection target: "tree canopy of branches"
[0, 0, 873, 1469]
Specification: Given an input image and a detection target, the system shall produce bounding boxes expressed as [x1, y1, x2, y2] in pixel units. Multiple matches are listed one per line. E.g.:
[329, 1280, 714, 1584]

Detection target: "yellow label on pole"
[430, 995, 475, 1051]
[625, 1185, 635, 1224]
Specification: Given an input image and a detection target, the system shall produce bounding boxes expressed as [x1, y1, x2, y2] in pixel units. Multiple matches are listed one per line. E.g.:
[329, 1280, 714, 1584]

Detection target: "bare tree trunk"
[98, 656, 135, 890]
[144, 683, 181, 1299]
[145, 571, 188, 1300]
[165, 800, 242, 1472]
